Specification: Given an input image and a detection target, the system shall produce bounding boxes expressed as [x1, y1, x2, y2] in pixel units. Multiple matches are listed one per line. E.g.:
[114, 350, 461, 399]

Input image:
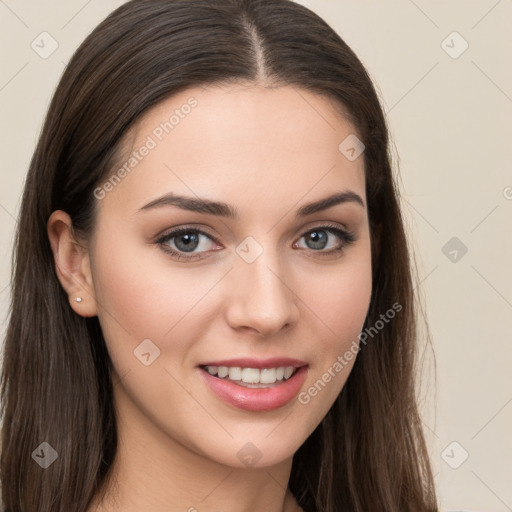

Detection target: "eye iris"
[175, 232, 199, 252]
[306, 230, 328, 250]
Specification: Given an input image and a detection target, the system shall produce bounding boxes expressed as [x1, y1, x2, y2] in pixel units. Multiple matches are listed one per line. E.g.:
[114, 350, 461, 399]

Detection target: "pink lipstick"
[197, 358, 308, 412]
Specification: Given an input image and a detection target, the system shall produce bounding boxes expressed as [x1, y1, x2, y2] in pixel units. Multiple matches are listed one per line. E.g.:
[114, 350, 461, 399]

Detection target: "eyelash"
[155, 223, 356, 261]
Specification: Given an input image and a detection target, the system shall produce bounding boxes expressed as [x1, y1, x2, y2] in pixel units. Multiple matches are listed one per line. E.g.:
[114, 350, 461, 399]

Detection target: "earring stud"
[74, 297, 83, 303]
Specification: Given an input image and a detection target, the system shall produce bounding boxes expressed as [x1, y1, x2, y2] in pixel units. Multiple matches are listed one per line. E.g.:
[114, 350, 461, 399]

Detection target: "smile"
[198, 359, 309, 412]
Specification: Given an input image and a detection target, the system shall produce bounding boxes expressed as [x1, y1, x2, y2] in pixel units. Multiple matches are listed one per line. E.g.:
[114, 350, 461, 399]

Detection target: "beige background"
[1, 1, 511, 510]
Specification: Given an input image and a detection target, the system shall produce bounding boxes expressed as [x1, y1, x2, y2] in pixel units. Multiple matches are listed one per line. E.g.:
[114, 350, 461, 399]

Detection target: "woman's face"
[87, 83, 372, 468]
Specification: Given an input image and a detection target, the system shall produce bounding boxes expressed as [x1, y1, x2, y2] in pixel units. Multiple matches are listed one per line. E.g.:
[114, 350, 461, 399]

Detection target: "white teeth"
[260, 368, 277, 384]
[284, 366, 294, 379]
[228, 367, 242, 381]
[241, 368, 260, 384]
[204, 365, 297, 384]
[217, 366, 229, 378]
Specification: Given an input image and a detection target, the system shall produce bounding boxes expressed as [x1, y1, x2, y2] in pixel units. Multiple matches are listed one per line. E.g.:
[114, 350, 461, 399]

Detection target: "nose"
[224, 252, 300, 337]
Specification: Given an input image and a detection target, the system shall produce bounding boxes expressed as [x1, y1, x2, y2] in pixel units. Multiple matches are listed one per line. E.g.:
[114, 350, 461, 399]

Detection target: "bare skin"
[48, 83, 372, 512]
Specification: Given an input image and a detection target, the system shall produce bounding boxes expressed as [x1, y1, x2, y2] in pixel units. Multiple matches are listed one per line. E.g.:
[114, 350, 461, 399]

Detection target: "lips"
[197, 357, 309, 412]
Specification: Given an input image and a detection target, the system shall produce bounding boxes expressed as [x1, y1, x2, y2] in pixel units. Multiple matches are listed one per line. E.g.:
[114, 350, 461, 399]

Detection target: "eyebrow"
[138, 190, 365, 218]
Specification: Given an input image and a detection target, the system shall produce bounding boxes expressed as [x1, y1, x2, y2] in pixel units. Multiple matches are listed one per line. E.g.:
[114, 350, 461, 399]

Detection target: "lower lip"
[199, 366, 308, 412]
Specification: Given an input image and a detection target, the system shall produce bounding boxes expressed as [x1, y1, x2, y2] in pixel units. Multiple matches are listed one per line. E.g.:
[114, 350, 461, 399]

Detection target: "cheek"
[89, 228, 224, 371]
[310, 246, 372, 352]
[322, 262, 372, 346]
[89, 228, 170, 357]
[91, 236, 161, 336]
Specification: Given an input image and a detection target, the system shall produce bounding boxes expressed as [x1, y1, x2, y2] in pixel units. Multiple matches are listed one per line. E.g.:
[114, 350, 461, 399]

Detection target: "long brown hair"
[1, 0, 438, 510]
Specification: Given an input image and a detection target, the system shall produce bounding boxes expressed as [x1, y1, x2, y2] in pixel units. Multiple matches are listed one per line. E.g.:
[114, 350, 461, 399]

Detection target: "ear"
[47, 210, 97, 317]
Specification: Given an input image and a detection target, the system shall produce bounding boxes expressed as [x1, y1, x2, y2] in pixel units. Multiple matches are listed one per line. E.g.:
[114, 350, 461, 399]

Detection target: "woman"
[0, 0, 438, 510]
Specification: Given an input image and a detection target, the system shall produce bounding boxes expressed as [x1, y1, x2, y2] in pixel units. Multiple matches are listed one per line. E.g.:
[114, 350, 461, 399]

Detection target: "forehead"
[99, 83, 366, 220]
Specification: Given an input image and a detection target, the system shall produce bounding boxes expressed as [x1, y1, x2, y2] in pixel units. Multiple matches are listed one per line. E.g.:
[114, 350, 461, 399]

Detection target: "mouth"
[197, 358, 309, 412]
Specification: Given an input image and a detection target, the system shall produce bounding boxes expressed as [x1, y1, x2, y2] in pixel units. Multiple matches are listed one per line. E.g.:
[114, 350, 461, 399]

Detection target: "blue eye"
[296, 225, 356, 252]
[156, 227, 219, 260]
[156, 224, 356, 261]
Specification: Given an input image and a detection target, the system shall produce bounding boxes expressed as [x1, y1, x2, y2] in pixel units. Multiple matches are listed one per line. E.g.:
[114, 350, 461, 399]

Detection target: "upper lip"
[198, 357, 308, 369]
